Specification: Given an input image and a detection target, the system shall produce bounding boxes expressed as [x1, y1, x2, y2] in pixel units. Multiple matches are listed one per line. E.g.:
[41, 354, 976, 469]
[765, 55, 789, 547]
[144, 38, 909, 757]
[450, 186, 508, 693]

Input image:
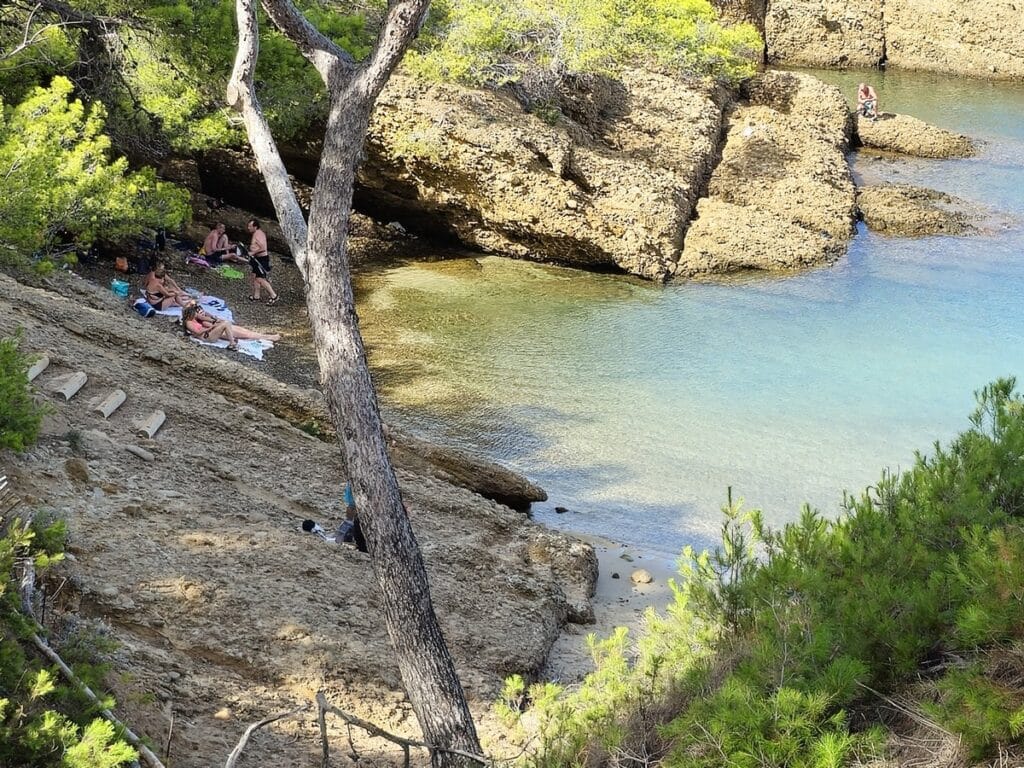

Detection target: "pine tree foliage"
[0, 78, 189, 256]
[509, 379, 1024, 766]
[407, 0, 762, 90]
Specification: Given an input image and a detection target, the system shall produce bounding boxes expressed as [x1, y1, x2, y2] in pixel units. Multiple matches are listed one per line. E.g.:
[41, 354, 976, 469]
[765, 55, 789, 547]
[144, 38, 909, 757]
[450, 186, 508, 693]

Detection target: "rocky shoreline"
[0, 269, 596, 766]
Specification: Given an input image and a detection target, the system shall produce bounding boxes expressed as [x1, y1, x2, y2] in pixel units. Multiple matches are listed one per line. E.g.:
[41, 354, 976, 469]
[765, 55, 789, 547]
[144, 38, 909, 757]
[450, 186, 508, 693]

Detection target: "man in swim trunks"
[202, 223, 246, 265]
[246, 219, 280, 305]
[857, 82, 879, 120]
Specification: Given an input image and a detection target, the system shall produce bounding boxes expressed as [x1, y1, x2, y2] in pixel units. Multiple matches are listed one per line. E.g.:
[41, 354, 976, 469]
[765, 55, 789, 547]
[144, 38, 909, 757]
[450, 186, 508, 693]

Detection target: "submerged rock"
[854, 113, 975, 158]
[678, 71, 856, 276]
[857, 184, 976, 237]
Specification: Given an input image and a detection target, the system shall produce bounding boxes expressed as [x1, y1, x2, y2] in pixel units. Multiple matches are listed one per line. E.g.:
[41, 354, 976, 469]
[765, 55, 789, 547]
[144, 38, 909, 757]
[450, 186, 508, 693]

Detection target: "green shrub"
[408, 0, 762, 96]
[0, 334, 47, 453]
[0, 516, 135, 767]
[509, 379, 1024, 766]
[0, 78, 190, 256]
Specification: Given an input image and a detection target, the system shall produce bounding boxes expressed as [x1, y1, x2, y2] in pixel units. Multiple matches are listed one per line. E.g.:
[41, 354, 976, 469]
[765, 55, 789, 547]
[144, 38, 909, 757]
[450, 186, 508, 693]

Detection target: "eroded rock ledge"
[853, 113, 976, 159]
[677, 71, 856, 275]
[857, 184, 976, 236]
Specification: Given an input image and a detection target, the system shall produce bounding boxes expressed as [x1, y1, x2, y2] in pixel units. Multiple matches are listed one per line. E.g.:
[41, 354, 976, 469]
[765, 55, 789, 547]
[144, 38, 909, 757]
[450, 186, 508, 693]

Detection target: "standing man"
[246, 219, 279, 305]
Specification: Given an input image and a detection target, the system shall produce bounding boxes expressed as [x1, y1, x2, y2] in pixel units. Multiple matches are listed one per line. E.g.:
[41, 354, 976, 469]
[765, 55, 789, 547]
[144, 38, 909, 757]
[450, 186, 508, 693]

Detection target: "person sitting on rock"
[143, 260, 190, 310]
[181, 303, 281, 347]
[857, 82, 879, 120]
[334, 482, 367, 552]
[201, 223, 246, 265]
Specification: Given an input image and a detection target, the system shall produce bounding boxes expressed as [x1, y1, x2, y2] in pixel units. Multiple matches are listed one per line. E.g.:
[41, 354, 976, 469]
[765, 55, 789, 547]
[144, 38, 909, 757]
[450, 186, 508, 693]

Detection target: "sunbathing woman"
[144, 261, 189, 310]
[182, 304, 282, 347]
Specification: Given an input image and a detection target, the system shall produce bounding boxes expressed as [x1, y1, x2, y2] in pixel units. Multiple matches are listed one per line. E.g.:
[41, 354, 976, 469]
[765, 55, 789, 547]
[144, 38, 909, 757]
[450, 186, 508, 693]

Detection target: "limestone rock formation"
[677, 71, 856, 276]
[757, 0, 1024, 79]
[854, 113, 975, 158]
[764, 0, 884, 68]
[885, 0, 1024, 79]
[857, 184, 975, 237]
[359, 72, 726, 280]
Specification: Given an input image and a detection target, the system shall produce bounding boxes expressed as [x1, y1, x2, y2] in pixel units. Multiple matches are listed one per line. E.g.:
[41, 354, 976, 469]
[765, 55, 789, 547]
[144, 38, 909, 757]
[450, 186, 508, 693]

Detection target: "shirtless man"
[202, 223, 244, 264]
[246, 219, 279, 305]
[857, 82, 879, 120]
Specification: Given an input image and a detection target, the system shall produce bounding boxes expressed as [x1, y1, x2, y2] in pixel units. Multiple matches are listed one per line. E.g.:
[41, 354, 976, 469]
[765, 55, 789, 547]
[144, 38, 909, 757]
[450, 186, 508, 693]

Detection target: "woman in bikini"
[144, 261, 189, 310]
[181, 304, 282, 349]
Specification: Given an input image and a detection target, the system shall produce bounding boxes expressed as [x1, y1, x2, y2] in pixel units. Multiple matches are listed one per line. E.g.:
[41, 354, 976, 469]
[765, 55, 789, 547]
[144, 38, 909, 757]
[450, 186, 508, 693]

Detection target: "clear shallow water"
[357, 69, 1024, 557]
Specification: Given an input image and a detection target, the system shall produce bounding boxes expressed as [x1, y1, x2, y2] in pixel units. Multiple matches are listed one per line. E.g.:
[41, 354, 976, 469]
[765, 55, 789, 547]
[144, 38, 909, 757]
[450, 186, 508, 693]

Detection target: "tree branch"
[316, 691, 489, 766]
[226, 0, 309, 266]
[261, 0, 354, 83]
[224, 704, 310, 768]
[355, 0, 430, 101]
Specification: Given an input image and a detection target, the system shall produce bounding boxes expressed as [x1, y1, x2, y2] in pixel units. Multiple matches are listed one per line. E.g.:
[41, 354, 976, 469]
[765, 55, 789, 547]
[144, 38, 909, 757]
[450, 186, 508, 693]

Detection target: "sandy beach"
[543, 535, 680, 683]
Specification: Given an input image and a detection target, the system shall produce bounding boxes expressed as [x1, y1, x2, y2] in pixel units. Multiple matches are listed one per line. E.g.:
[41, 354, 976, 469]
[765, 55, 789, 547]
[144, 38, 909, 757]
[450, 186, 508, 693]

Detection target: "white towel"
[155, 295, 233, 322]
[190, 337, 273, 360]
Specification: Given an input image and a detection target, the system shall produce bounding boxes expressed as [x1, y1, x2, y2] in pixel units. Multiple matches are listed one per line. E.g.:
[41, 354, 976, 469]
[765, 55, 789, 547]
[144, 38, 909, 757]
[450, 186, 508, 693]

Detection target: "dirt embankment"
[0, 270, 596, 767]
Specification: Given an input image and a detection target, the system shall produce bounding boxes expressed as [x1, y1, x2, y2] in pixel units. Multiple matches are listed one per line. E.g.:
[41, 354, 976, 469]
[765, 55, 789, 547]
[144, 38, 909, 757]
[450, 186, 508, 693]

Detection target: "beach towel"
[190, 337, 273, 360]
[214, 265, 246, 280]
[155, 295, 234, 322]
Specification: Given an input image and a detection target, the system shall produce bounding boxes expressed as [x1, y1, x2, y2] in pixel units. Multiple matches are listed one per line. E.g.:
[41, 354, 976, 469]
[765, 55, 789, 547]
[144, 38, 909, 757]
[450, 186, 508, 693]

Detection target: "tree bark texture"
[229, 1, 482, 764]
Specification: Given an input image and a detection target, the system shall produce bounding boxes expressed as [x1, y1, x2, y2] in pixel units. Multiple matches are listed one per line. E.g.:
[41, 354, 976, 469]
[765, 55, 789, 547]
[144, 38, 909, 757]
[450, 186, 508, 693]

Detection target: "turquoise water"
[357, 69, 1024, 557]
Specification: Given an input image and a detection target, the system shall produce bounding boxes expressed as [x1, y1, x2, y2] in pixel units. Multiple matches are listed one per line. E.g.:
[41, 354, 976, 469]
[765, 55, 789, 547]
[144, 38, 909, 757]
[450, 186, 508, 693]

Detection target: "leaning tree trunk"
[227, 0, 482, 764]
[304, 87, 482, 764]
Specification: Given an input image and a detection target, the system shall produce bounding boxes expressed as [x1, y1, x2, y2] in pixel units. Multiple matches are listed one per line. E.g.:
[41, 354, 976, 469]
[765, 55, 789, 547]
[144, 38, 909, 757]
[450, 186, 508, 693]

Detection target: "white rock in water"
[630, 569, 653, 585]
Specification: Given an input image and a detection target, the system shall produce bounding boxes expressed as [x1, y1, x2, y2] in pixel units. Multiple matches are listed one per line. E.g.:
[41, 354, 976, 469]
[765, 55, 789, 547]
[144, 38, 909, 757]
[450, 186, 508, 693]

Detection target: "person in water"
[857, 82, 879, 120]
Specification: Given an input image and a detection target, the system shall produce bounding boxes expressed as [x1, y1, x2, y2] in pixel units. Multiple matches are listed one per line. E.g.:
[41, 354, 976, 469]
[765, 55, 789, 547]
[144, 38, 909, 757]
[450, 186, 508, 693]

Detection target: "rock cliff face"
[764, 0, 884, 68]
[885, 1, 1024, 79]
[677, 71, 856, 275]
[755, 0, 1024, 79]
[359, 72, 726, 280]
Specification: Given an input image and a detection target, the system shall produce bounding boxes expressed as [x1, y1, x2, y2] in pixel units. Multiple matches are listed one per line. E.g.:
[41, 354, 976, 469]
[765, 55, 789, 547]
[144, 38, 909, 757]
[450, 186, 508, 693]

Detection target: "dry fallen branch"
[315, 691, 489, 768]
[224, 704, 310, 768]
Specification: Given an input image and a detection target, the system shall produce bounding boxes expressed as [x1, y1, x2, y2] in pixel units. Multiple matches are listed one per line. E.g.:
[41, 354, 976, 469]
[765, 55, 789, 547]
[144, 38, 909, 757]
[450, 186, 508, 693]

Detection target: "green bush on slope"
[0, 334, 47, 453]
[510, 379, 1024, 766]
[0, 78, 190, 257]
[408, 0, 762, 92]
